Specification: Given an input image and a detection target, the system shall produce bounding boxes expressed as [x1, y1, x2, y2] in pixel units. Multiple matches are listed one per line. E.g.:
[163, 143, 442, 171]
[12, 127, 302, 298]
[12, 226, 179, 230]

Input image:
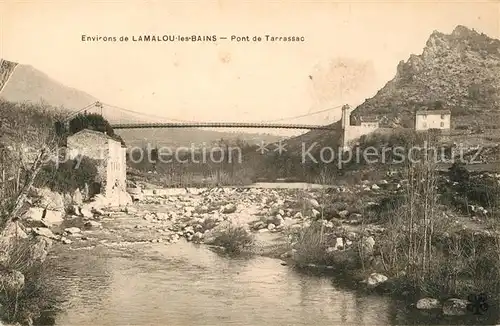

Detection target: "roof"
[415, 109, 451, 116]
[68, 129, 117, 142]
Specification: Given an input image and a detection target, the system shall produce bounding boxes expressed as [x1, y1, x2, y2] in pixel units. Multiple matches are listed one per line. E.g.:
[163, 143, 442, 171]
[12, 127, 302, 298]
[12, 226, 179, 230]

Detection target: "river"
[37, 185, 499, 325]
[41, 239, 498, 326]
[47, 240, 396, 325]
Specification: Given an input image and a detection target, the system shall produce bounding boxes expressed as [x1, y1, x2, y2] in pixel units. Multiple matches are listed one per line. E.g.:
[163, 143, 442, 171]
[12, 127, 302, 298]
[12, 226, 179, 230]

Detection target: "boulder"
[252, 221, 266, 230]
[192, 232, 204, 243]
[89, 194, 110, 208]
[84, 221, 102, 229]
[72, 188, 83, 205]
[359, 236, 375, 256]
[309, 198, 320, 209]
[442, 298, 469, 316]
[32, 227, 56, 239]
[338, 210, 350, 219]
[334, 237, 344, 250]
[416, 298, 440, 310]
[63, 193, 73, 208]
[33, 187, 65, 211]
[79, 205, 94, 218]
[0, 221, 27, 239]
[32, 236, 52, 261]
[64, 227, 81, 235]
[44, 210, 64, 225]
[124, 206, 138, 215]
[92, 208, 105, 216]
[364, 273, 388, 289]
[269, 214, 284, 226]
[221, 203, 237, 214]
[68, 205, 82, 216]
[24, 207, 63, 225]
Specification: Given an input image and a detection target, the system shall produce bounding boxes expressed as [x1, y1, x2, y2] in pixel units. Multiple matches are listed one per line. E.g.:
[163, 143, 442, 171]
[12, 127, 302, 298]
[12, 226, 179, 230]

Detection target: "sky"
[0, 0, 499, 136]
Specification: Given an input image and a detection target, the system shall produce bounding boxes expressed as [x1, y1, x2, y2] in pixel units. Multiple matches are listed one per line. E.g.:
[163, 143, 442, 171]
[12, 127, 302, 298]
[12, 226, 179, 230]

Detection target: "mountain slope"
[0, 61, 99, 111]
[288, 25, 500, 151]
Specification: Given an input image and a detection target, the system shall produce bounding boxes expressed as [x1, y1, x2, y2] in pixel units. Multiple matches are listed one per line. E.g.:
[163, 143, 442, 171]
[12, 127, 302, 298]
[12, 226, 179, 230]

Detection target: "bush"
[0, 237, 61, 325]
[209, 224, 255, 254]
[291, 222, 330, 265]
[444, 164, 500, 211]
[35, 157, 99, 195]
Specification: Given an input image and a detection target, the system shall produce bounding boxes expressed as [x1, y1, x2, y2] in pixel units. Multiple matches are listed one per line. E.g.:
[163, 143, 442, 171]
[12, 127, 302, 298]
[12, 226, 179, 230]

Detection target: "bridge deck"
[111, 122, 335, 130]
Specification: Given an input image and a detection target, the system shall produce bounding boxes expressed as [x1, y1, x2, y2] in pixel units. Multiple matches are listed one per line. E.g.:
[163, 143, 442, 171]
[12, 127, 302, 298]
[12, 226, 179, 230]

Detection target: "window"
[423, 114, 427, 119]
[423, 122, 427, 128]
[440, 122, 444, 127]
[441, 114, 445, 119]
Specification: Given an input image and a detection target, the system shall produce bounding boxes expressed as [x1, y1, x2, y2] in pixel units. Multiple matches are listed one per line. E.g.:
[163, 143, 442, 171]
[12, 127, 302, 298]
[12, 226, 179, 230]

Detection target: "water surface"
[49, 241, 397, 325]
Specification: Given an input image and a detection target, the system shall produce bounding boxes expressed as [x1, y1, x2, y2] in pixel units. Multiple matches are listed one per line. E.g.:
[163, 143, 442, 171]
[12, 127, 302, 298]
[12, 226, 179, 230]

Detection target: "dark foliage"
[441, 163, 500, 211]
[449, 162, 470, 183]
[68, 113, 125, 146]
[35, 157, 99, 194]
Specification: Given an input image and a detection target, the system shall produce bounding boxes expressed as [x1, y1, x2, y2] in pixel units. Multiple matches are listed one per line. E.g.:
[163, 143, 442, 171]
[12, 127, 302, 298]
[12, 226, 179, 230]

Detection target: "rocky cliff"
[352, 25, 500, 128]
[287, 25, 500, 150]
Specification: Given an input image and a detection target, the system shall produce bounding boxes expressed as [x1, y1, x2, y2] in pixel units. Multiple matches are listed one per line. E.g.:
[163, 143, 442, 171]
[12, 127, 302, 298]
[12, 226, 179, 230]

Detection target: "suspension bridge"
[65, 101, 340, 131]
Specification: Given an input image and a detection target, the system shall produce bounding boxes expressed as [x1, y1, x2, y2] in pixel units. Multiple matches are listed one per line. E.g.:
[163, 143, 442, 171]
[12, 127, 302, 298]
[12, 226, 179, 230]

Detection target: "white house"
[415, 110, 451, 131]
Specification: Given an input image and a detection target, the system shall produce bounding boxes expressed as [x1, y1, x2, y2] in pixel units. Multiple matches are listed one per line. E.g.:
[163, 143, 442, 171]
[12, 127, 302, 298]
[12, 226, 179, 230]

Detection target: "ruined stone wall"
[342, 124, 381, 148]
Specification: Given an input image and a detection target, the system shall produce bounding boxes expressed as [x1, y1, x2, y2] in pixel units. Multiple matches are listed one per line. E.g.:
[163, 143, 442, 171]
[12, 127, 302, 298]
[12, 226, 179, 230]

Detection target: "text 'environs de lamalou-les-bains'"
[81, 34, 306, 42]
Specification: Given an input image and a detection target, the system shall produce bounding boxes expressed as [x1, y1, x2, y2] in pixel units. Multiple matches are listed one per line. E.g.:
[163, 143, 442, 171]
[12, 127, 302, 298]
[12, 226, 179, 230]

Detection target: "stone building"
[340, 105, 381, 149]
[415, 109, 451, 131]
[66, 129, 126, 196]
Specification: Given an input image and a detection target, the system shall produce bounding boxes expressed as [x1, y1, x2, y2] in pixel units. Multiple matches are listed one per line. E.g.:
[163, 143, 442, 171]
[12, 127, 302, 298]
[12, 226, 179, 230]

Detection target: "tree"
[69, 112, 113, 135]
[0, 103, 61, 228]
[68, 113, 126, 146]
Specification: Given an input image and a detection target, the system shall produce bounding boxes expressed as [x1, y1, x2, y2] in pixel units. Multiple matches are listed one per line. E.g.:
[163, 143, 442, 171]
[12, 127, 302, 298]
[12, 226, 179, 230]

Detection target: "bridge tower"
[95, 101, 103, 116]
[340, 104, 352, 150]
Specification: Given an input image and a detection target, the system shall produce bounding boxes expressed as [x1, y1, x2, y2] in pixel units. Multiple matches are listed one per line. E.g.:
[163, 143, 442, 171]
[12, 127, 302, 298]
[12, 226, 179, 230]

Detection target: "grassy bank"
[281, 161, 500, 306]
[0, 101, 106, 325]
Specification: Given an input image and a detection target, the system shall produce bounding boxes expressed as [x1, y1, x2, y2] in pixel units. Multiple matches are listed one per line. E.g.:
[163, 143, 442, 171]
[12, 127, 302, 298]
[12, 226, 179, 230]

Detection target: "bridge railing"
[110, 122, 336, 130]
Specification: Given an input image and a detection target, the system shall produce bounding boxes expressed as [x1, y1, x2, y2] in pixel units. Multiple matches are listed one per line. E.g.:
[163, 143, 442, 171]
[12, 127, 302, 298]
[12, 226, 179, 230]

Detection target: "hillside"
[288, 25, 500, 151]
[0, 59, 282, 147]
[284, 121, 342, 153]
[0, 60, 99, 111]
[352, 25, 500, 128]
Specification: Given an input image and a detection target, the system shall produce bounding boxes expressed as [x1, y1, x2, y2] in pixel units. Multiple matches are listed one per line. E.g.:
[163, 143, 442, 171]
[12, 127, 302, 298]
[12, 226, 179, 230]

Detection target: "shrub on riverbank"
[0, 235, 61, 325]
[285, 149, 500, 301]
[439, 163, 500, 214]
[207, 224, 255, 254]
[291, 222, 332, 265]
